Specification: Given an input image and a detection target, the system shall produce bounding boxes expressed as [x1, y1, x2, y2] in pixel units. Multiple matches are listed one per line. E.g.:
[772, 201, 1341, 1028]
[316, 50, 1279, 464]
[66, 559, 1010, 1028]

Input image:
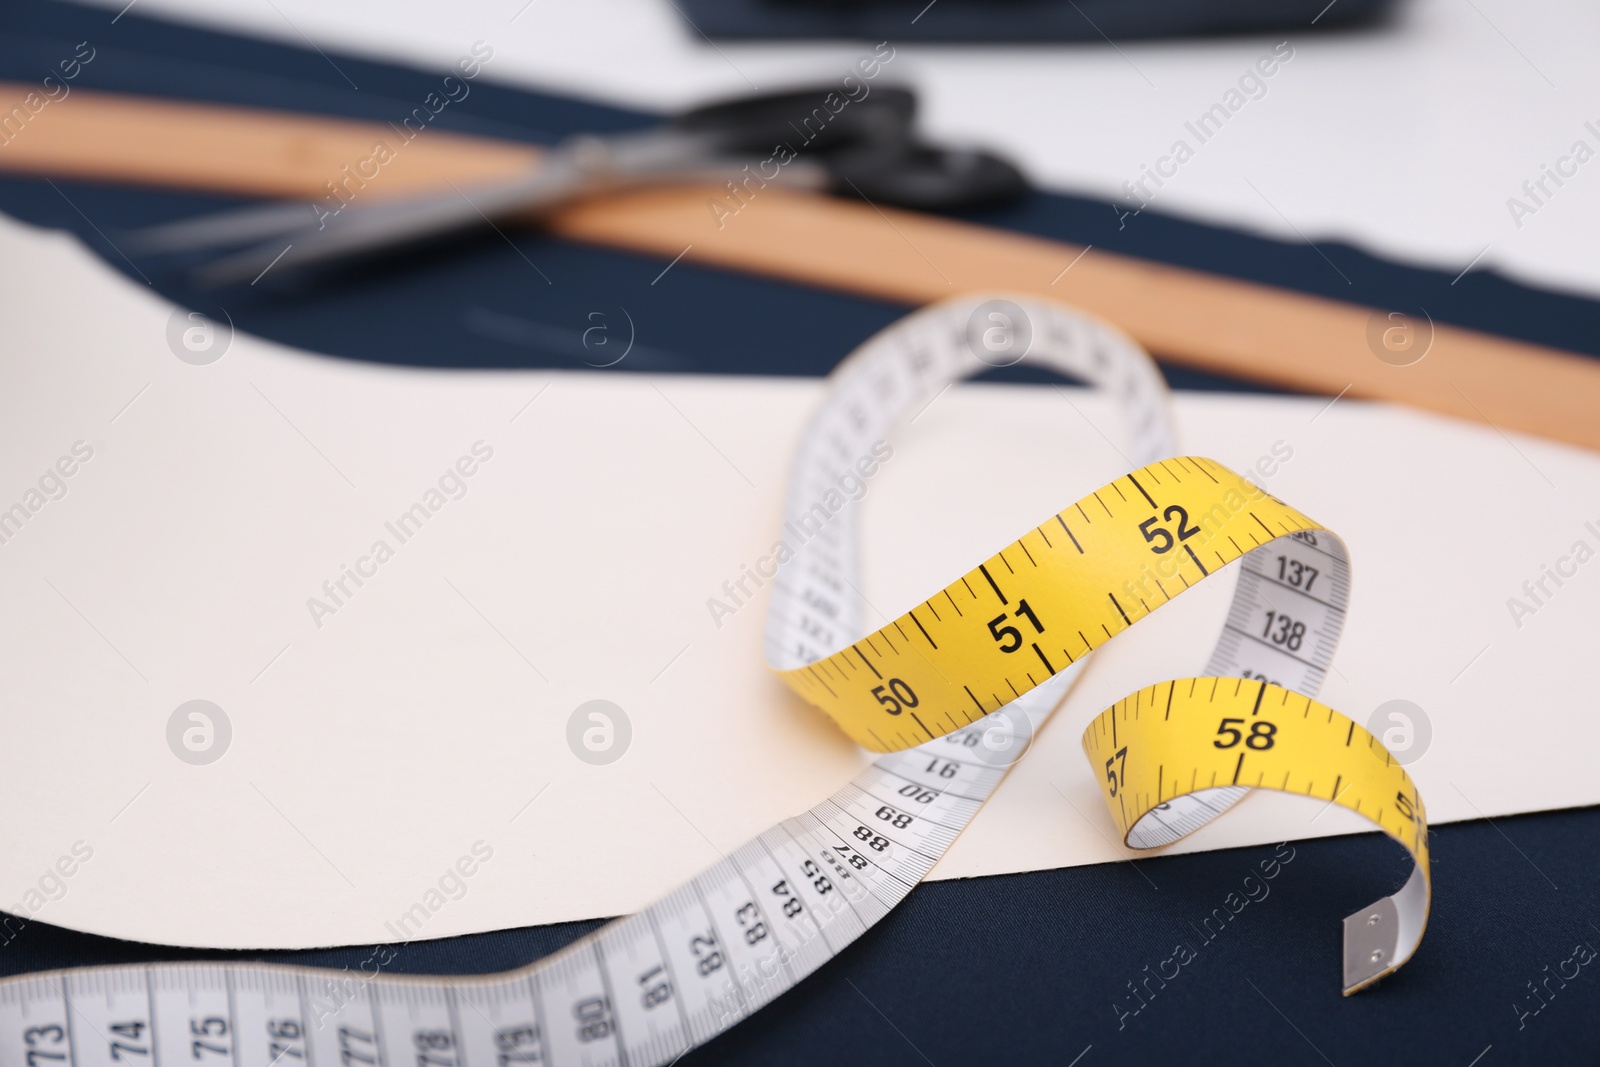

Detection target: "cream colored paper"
[1, 216, 1595, 949]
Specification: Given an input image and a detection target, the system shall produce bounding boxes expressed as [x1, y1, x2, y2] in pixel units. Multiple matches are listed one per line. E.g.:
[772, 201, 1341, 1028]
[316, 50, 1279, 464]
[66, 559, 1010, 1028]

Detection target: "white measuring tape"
[0, 296, 1427, 1067]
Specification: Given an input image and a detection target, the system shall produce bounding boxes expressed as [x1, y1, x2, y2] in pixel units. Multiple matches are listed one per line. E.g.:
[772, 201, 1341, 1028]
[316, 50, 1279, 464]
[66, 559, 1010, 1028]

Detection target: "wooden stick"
[3, 82, 1596, 451]
[0, 83, 538, 195]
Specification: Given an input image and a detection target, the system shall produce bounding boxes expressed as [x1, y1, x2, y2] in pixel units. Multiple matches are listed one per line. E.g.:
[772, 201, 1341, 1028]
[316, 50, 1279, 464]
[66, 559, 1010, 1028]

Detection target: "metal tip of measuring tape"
[1341, 895, 1400, 994]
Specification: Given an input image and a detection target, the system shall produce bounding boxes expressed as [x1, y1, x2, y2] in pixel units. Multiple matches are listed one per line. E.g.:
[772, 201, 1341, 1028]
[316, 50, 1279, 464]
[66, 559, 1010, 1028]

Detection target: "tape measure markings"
[775, 455, 1331, 755]
[1080, 676, 1430, 993]
[0, 296, 1426, 1067]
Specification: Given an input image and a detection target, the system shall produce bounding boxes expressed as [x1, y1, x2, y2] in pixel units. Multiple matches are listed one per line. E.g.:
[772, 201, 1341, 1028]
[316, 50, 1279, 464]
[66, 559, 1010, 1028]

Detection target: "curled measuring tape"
[0, 296, 1428, 1067]
[763, 295, 1429, 994]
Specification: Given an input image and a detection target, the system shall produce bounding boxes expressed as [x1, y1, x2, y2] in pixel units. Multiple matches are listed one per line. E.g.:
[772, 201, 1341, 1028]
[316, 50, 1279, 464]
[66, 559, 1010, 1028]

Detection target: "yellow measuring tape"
[777, 457, 1313, 749]
[1082, 675, 1430, 994]
[775, 454, 1430, 993]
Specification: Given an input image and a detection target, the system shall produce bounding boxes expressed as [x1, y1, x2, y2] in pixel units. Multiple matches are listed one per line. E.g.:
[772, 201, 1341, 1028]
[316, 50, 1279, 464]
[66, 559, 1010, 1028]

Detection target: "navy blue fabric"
[673, 0, 1395, 43]
[2, 4, 1599, 1063]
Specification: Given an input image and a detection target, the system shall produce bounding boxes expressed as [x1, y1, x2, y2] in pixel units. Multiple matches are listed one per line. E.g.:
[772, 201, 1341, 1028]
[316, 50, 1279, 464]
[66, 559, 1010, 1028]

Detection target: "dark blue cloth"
[2, 4, 1598, 1063]
[672, 0, 1396, 43]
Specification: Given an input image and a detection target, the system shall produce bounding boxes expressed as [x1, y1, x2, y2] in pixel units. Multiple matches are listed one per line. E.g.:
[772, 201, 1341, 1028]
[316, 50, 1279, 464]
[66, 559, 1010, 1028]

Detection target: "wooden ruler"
[2, 82, 1595, 451]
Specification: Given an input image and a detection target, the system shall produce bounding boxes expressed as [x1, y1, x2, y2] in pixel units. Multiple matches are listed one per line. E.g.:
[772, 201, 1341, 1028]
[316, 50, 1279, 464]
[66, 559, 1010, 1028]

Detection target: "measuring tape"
[0, 296, 1428, 1067]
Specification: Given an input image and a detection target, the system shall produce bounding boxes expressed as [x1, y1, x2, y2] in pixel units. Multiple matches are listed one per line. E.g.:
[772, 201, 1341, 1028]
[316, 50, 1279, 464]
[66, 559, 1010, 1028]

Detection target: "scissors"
[127, 85, 1029, 285]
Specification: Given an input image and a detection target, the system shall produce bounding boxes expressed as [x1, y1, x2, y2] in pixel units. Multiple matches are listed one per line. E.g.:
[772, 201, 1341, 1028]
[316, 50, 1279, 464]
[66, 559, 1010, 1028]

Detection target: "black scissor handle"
[673, 83, 1028, 211]
[828, 142, 1029, 211]
[672, 85, 916, 154]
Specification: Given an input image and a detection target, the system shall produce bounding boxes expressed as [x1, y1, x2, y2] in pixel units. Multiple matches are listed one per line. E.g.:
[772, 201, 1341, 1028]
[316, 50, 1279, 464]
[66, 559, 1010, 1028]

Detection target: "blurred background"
[46, 0, 1600, 295]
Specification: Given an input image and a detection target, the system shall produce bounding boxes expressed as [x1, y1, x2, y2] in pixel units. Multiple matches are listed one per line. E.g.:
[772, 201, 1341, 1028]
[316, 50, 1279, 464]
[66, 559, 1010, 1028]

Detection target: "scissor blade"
[191, 125, 832, 285]
[124, 200, 325, 253]
[195, 157, 584, 284]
